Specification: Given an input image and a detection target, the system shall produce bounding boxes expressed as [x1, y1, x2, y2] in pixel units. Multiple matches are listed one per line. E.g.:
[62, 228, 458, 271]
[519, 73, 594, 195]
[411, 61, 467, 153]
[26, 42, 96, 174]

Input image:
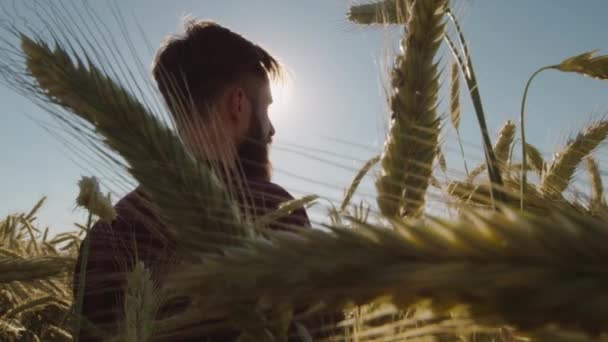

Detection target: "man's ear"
[227, 87, 252, 135]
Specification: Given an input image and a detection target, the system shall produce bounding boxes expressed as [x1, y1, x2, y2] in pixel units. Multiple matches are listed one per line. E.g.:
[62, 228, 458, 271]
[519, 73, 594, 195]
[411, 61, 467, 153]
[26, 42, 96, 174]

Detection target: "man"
[73, 19, 312, 341]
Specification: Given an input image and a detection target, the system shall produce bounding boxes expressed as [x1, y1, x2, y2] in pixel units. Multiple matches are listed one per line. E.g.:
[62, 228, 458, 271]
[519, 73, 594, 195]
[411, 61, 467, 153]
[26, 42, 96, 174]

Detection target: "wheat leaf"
[450, 61, 461, 131]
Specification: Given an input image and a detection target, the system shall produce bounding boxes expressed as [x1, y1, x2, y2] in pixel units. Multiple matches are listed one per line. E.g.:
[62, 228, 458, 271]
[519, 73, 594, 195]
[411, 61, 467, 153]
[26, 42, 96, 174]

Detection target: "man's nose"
[269, 123, 276, 138]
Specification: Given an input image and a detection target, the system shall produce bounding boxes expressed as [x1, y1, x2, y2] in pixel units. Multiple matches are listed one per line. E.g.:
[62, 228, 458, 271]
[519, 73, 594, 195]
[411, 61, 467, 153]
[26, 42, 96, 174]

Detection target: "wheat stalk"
[375, 0, 447, 218]
[20, 35, 248, 256]
[541, 120, 608, 197]
[449, 60, 470, 176]
[159, 207, 608, 337]
[521, 51, 608, 208]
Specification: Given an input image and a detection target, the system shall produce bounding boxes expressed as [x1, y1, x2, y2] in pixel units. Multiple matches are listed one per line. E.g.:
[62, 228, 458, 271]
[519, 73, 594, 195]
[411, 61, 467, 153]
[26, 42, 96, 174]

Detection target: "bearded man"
[73, 19, 315, 341]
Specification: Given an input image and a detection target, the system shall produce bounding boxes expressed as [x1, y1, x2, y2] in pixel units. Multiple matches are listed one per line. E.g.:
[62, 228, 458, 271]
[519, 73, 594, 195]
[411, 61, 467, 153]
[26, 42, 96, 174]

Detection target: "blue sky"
[1, 0, 608, 233]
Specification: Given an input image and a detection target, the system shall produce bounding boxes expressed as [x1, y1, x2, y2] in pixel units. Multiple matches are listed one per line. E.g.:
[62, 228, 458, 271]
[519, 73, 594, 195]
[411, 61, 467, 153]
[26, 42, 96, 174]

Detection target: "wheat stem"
[519, 65, 555, 210]
[445, 9, 505, 205]
[72, 210, 92, 342]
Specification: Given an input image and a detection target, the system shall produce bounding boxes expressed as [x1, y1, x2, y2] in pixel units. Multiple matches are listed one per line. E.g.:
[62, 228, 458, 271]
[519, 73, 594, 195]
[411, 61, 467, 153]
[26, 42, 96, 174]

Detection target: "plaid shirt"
[72, 178, 310, 341]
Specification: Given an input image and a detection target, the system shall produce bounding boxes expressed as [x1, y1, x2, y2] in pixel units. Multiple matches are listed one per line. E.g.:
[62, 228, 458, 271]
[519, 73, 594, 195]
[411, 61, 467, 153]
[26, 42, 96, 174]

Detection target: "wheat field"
[2, 0, 608, 341]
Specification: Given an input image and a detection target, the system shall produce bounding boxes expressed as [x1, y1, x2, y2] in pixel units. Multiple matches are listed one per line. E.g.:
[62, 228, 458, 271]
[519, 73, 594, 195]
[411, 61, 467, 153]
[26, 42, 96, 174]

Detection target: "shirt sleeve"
[72, 220, 124, 341]
[72, 192, 175, 341]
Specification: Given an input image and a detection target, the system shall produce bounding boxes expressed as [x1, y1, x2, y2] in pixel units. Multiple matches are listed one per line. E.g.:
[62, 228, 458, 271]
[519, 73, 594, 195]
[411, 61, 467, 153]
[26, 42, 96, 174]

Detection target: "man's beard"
[236, 111, 272, 182]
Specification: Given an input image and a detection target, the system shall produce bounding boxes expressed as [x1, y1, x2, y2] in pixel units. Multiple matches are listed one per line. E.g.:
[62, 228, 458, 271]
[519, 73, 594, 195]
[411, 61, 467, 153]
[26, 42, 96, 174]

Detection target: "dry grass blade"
[556, 50, 608, 80]
[525, 143, 545, 175]
[20, 35, 247, 255]
[541, 120, 608, 197]
[22, 197, 46, 222]
[347, 0, 408, 25]
[375, 0, 447, 218]
[0, 257, 73, 284]
[160, 207, 608, 337]
[1, 295, 69, 319]
[341, 155, 380, 211]
[585, 157, 604, 212]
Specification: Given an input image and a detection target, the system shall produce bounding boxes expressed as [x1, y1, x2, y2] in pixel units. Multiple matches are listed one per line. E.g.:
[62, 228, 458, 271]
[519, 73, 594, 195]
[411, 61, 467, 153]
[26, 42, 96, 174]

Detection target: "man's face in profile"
[237, 78, 275, 181]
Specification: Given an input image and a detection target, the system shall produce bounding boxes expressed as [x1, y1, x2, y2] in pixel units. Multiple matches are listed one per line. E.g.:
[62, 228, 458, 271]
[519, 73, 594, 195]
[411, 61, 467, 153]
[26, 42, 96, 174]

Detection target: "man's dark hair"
[151, 18, 281, 119]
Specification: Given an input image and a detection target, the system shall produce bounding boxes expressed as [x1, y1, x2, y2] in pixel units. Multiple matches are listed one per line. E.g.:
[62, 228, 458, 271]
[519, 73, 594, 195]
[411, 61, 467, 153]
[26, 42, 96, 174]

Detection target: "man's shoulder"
[244, 178, 311, 229]
[89, 187, 159, 235]
[245, 178, 295, 200]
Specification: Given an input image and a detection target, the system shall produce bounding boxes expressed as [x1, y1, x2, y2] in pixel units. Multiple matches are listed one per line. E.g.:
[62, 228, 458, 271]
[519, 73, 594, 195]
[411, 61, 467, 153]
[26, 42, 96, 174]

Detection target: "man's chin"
[236, 143, 271, 181]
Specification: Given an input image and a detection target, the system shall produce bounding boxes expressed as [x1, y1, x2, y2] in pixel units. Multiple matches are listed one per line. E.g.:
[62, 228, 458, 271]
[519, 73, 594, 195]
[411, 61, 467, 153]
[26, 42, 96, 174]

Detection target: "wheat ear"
[521, 51, 608, 208]
[347, 0, 408, 25]
[0, 257, 73, 284]
[541, 120, 608, 197]
[20, 35, 247, 255]
[375, 0, 447, 218]
[122, 261, 159, 342]
[525, 143, 545, 176]
[342, 155, 381, 211]
[256, 195, 319, 228]
[467, 121, 516, 182]
[556, 50, 608, 80]
[160, 207, 608, 336]
[585, 157, 604, 213]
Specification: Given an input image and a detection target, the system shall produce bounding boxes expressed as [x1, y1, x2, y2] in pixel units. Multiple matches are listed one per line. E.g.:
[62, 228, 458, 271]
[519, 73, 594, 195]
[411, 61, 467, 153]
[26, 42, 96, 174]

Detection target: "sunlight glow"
[270, 77, 293, 114]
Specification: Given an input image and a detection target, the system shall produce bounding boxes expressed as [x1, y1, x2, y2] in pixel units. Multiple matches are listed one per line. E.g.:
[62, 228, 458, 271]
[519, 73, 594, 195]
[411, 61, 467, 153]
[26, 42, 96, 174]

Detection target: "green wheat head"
[375, 0, 447, 218]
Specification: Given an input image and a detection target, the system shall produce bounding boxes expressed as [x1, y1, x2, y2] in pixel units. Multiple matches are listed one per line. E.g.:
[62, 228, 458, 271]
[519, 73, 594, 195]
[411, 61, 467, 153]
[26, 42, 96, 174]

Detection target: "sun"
[269, 77, 293, 114]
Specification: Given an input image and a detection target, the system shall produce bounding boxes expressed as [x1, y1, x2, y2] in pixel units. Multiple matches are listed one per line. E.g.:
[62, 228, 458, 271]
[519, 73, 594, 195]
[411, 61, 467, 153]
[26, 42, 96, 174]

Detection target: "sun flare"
[269, 77, 293, 114]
